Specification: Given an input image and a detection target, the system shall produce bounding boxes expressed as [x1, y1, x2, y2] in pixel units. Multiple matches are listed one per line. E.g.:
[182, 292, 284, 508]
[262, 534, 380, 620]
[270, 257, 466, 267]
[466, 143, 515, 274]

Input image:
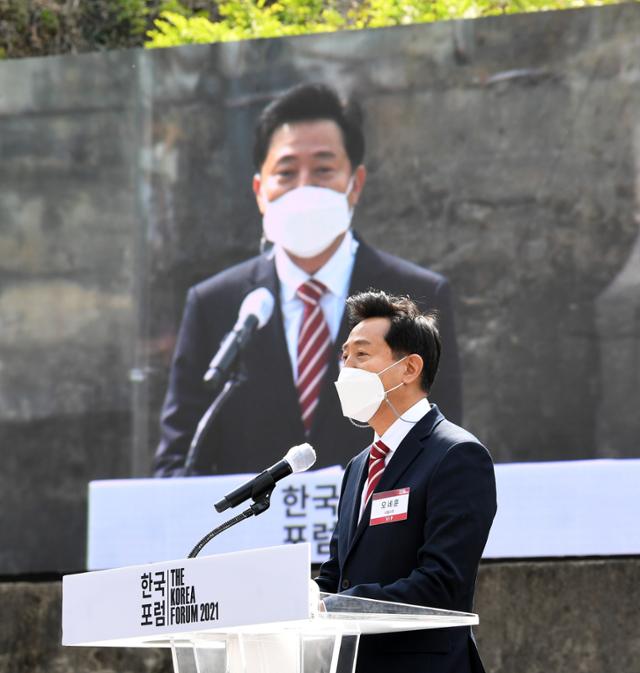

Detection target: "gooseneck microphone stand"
[187, 480, 275, 559]
[183, 366, 247, 477]
[184, 361, 278, 558]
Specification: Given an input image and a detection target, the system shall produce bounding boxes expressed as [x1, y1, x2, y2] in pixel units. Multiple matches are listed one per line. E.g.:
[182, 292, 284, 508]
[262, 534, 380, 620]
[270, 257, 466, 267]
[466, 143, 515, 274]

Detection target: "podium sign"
[63, 544, 310, 646]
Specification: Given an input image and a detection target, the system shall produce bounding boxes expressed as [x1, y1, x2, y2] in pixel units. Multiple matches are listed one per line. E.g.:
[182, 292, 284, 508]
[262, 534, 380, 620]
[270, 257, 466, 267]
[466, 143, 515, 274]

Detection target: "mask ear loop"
[347, 417, 371, 429]
[346, 393, 416, 428]
[381, 358, 416, 424]
[345, 174, 356, 217]
[259, 234, 273, 255]
[384, 394, 417, 424]
[257, 176, 273, 255]
[346, 174, 355, 197]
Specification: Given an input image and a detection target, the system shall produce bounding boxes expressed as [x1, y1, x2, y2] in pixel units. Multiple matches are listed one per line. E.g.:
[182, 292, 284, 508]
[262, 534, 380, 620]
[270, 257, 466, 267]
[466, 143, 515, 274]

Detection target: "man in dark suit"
[315, 290, 496, 673]
[154, 83, 462, 476]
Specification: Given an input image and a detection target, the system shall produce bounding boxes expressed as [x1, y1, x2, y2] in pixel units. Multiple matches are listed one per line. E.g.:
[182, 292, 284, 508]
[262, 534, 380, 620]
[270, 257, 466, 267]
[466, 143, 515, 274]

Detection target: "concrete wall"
[1, 5, 639, 573]
[2, 558, 639, 672]
[0, 51, 143, 573]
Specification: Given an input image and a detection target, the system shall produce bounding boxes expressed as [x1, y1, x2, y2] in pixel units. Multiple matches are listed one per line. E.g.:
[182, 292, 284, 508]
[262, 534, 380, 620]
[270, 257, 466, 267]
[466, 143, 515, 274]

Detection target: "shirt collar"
[374, 397, 431, 452]
[274, 229, 358, 302]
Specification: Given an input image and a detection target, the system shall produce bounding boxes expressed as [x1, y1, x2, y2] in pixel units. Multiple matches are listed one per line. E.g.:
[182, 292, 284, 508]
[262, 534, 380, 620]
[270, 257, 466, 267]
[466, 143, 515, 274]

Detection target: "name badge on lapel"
[370, 488, 410, 526]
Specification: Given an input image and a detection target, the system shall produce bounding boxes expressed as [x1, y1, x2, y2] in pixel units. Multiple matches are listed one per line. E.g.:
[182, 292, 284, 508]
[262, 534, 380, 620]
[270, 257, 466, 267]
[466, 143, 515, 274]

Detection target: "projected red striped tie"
[363, 440, 391, 507]
[296, 279, 331, 434]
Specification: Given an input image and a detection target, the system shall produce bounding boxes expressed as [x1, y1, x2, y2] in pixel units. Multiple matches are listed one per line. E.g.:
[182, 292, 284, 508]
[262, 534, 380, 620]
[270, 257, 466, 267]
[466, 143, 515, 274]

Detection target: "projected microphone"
[204, 287, 275, 390]
[214, 443, 316, 513]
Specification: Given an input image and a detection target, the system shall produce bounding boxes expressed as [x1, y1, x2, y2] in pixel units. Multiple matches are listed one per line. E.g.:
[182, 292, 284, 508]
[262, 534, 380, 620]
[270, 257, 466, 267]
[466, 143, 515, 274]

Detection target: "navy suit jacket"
[315, 405, 496, 673]
[154, 237, 462, 475]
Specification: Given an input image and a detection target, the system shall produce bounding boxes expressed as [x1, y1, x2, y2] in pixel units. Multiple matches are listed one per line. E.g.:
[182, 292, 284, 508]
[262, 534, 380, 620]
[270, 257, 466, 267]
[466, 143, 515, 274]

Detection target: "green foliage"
[39, 8, 59, 32]
[145, 0, 633, 48]
[81, 0, 150, 48]
[0, 1, 76, 58]
[0, 0, 207, 59]
[0, 0, 635, 60]
[146, 1, 347, 45]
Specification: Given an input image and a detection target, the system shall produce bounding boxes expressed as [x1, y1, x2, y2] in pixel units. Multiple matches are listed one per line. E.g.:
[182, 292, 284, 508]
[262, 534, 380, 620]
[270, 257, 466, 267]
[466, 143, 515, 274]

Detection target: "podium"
[63, 544, 478, 673]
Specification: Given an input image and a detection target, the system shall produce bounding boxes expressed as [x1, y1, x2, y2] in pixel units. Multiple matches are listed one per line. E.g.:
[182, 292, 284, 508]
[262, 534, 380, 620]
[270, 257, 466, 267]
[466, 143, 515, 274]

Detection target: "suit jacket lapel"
[382, 405, 444, 483]
[343, 406, 445, 562]
[345, 437, 423, 559]
[337, 450, 368, 562]
[376, 434, 423, 493]
[347, 452, 369, 541]
[249, 254, 287, 369]
[247, 254, 305, 435]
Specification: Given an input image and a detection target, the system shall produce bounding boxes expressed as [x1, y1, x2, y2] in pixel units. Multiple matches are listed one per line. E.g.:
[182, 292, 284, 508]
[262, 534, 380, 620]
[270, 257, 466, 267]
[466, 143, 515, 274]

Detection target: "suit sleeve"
[428, 277, 463, 425]
[342, 442, 496, 611]
[153, 288, 213, 477]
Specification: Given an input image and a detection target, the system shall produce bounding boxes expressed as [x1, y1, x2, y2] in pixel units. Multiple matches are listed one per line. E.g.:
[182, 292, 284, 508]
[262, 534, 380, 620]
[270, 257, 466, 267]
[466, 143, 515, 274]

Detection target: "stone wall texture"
[1, 5, 639, 573]
[1, 558, 639, 673]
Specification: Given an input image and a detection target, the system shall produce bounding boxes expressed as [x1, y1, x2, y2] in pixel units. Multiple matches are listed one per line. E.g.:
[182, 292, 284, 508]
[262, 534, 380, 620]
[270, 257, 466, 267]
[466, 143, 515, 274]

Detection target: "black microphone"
[204, 287, 275, 390]
[214, 443, 317, 512]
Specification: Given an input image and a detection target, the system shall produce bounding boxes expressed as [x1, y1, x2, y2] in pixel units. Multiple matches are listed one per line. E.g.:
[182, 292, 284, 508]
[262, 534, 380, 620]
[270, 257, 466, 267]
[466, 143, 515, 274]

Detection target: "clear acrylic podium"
[63, 544, 478, 673]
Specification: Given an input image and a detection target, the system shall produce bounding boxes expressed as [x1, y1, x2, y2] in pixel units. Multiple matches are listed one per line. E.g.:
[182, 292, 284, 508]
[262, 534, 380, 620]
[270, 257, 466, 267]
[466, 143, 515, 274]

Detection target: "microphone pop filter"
[237, 287, 275, 329]
[285, 443, 316, 473]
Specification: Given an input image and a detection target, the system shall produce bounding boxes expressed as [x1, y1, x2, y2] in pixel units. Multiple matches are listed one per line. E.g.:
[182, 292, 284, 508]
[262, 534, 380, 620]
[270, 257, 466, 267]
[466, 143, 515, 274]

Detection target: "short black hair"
[253, 83, 365, 171]
[346, 290, 441, 393]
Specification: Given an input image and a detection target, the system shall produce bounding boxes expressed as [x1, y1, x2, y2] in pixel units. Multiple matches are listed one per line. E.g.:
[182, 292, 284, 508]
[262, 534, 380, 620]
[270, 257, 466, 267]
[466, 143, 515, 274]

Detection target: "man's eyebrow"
[312, 150, 337, 160]
[272, 154, 297, 167]
[342, 337, 372, 351]
[273, 149, 336, 165]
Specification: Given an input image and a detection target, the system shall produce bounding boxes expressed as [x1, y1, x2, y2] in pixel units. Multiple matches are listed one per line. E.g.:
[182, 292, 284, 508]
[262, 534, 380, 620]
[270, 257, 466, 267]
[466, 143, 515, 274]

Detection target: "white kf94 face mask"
[334, 357, 407, 423]
[262, 183, 353, 258]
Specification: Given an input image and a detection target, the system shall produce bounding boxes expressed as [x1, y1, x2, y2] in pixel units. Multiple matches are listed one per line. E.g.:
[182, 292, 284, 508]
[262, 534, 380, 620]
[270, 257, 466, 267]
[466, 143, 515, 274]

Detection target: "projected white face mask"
[261, 182, 354, 258]
[334, 357, 407, 423]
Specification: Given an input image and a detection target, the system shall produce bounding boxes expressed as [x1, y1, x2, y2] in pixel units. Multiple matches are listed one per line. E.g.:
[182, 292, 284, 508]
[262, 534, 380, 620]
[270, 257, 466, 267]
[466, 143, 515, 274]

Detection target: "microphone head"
[238, 287, 275, 329]
[284, 443, 316, 473]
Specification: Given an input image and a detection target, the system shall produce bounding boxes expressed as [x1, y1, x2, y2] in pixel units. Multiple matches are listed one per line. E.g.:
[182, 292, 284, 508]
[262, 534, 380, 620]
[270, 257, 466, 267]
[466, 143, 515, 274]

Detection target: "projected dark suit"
[154, 238, 462, 475]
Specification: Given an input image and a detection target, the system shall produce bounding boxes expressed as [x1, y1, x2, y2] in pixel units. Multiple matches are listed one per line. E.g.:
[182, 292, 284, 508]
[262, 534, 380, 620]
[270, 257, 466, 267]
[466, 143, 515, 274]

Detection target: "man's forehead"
[343, 317, 391, 349]
[267, 119, 346, 158]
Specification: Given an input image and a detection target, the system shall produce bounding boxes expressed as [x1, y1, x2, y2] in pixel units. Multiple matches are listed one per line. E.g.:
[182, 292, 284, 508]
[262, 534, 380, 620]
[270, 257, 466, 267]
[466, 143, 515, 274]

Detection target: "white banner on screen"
[88, 469, 343, 568]
[87, 459, 640, 570]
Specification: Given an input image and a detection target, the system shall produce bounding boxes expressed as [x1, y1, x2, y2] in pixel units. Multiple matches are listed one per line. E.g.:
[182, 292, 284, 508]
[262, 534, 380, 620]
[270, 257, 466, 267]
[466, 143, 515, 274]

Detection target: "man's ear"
[402, 354, 424, 387]
[348, 165, 367, 208]
[253, 173, 266, 214]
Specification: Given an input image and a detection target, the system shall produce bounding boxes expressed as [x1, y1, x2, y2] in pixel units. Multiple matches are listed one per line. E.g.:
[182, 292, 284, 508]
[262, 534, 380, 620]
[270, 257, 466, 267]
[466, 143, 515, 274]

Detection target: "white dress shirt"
[358, 397, 431, 520]
[274, 230, 359, 381]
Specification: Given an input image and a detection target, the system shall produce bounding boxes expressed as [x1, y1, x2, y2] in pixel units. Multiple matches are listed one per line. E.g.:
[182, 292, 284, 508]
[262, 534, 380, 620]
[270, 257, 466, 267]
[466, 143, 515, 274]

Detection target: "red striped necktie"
[296, 279, 331, 434]
[363, 439, 391, 507]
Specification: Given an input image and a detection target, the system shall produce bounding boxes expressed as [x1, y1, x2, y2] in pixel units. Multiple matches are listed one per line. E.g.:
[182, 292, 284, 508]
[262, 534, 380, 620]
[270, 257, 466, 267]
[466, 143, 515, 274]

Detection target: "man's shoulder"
[190, 253, 272, 299]
[414, 405, 484, 452]
[434, 417, 482, 447]
[429, 415, 493, 468]
[356, 238, 449, 290]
